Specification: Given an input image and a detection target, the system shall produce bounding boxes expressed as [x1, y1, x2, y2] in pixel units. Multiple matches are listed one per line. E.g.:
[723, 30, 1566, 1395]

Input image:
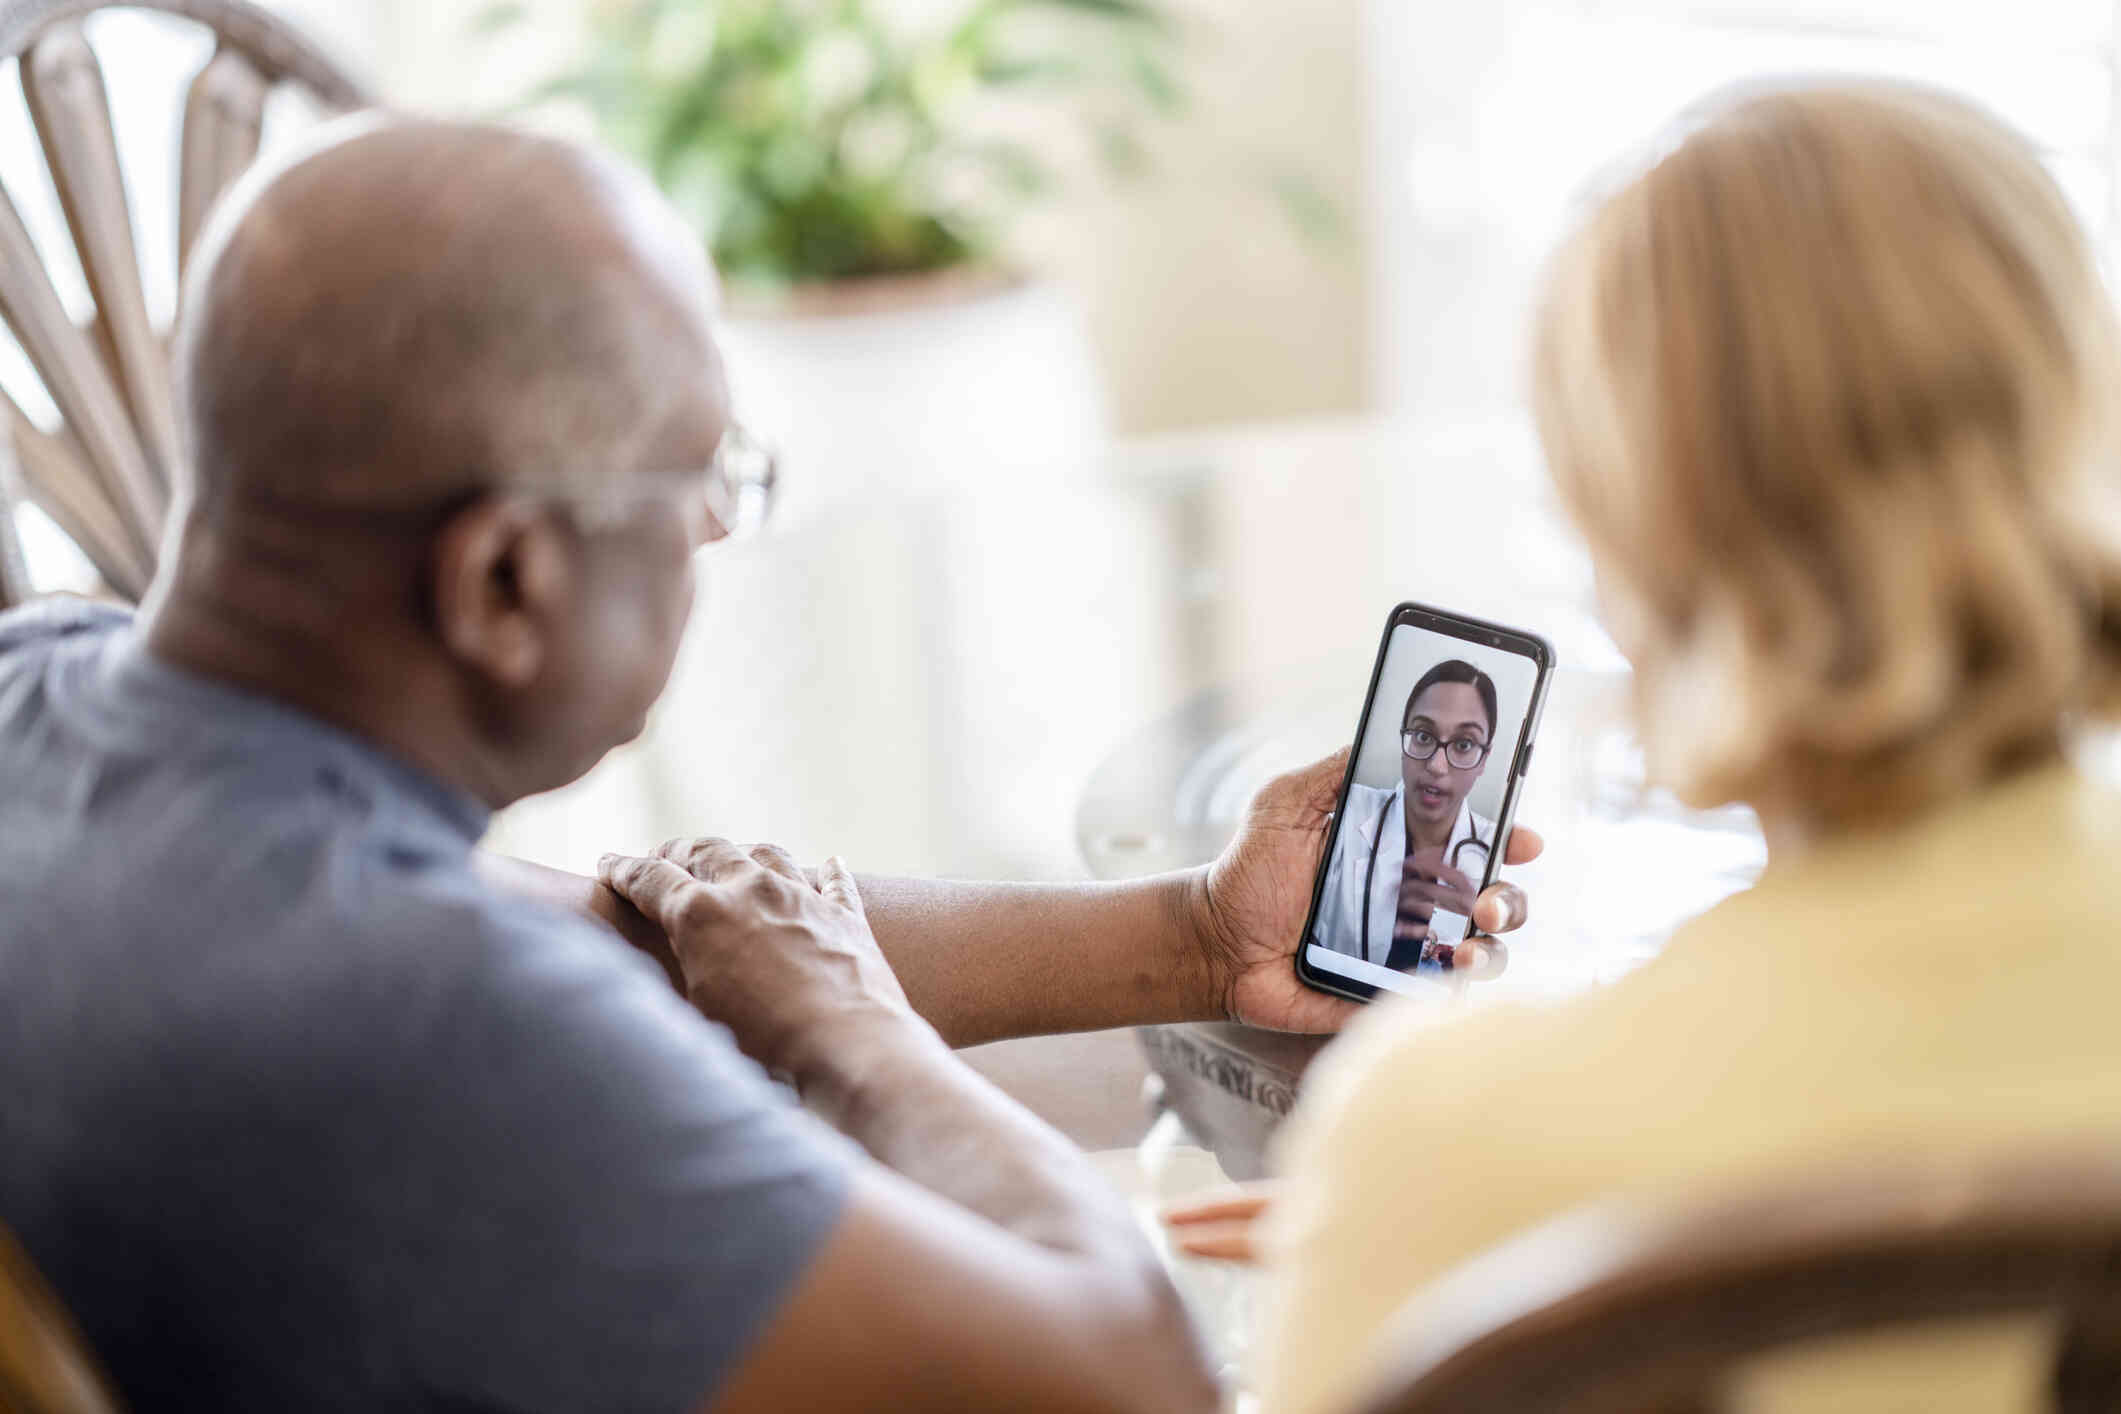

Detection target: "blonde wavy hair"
[1532, 81, 2121, 830]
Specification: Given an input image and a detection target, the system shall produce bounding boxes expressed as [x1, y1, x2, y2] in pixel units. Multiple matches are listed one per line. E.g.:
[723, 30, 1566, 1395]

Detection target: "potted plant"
[480, 0, 1194, 497]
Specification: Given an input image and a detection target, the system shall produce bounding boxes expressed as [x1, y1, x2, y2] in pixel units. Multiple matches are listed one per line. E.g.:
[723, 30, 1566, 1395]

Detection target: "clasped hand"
[597, 839, 914, 1079]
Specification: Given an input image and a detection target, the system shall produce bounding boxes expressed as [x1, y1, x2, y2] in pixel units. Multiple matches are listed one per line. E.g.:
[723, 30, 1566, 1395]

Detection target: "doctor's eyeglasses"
[1402, 728, 1490, 770]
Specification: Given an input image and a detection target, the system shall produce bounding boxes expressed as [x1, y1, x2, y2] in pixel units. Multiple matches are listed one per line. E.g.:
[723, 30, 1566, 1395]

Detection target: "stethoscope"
[1359, 792, 1491, 965]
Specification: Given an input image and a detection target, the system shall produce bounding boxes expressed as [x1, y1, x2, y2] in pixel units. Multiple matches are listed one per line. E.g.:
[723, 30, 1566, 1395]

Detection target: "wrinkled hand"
[598, 838, 913, 1078]
[1191, 749, 1544, 1033]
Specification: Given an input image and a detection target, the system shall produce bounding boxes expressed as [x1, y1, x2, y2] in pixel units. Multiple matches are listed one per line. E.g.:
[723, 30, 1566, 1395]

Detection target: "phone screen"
[1298, 603, 1552, 1002]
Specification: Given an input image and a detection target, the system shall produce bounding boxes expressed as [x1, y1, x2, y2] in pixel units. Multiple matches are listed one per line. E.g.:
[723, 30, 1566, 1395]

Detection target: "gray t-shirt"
[0, 600, 849, 1412]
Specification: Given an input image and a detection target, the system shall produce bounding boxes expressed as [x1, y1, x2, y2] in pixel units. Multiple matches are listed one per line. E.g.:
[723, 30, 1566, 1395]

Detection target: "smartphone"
[1295, 602, 1554, 1003]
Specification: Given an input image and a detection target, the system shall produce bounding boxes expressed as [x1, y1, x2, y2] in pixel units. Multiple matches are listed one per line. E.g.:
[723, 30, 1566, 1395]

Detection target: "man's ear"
[430, 496, 574, 688]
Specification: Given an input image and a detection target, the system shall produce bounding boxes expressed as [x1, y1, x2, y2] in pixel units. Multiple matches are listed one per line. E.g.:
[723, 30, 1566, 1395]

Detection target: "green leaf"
[1126, 49, 1185, 115]
[1025, 0, 1169, 26]
[1094, 121, 1150, 179]
[759, 130, 830, 199]
[946, 0, 1011, 54]
[1263, 162, 1347, 247]
[465, 0, 529, 36]
[520, 72, 625, 109]
[976, 56, 1085, 87]
[971, 141, 1053, 196]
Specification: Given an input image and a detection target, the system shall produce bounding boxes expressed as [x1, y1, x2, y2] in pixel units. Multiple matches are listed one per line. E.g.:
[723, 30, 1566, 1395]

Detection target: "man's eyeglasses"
[699, 420, 778, 542]
[538, 419, 779, 541]
[217, 419, 782, 539]
[1402, 727, 1490, 770]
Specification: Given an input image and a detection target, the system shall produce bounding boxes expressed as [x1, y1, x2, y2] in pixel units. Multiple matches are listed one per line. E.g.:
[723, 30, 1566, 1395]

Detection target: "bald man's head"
[148, 118, 733, 807]
[175, 117, 728, 514]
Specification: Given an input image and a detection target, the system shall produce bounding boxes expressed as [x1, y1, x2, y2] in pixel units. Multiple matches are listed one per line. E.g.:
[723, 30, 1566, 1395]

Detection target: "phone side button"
[1517, 738, 1534, 775]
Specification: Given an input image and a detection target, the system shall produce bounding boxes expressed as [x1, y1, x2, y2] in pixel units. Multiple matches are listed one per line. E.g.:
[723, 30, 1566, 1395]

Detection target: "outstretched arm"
[482, 858, 1223, 1046]
[481, 751, 1542, 1049]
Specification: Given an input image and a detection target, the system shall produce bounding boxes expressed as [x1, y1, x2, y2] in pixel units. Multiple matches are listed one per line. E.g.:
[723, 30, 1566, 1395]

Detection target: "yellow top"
[1260, 762, 2121, 1414]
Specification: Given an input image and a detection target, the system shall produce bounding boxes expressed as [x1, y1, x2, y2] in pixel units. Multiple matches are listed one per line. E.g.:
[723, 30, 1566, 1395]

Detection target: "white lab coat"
[1312, 781, 1494, 968]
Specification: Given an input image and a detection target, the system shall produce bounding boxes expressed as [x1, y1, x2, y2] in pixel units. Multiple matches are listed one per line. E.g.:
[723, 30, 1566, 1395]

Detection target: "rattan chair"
[1354, 1145, 2121, 1414]
[0, 0, 369, 610]
[0, 1223, 120, 1413]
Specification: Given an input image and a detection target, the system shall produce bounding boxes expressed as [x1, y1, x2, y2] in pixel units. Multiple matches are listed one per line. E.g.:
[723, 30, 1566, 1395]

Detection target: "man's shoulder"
[183, 848, 810, 1196]
[0, 596, 130, 659]
[307, 848, 679, 1039]
[327, 855, 791, 1109]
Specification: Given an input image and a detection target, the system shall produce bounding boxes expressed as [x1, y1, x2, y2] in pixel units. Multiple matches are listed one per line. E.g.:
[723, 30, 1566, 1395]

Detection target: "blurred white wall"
[1364, 0, 2121, 421]
[1006, 0, 1370, 435]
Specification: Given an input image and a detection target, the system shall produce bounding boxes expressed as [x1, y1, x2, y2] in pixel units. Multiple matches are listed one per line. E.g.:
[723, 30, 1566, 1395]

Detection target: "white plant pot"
[714, 270, 1111, 516]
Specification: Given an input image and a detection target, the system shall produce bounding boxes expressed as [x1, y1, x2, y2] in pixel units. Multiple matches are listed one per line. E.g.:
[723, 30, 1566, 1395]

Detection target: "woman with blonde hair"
[1236, 81, 2121, 1414]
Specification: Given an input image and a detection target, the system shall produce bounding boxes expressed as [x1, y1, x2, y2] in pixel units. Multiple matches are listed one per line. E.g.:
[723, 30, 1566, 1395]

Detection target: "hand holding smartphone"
[1296, 602, 1553, 1003]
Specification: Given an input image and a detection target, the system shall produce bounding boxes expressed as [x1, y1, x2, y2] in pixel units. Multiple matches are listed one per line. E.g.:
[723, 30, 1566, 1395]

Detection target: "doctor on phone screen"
[1314, 660, 1498, 972]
